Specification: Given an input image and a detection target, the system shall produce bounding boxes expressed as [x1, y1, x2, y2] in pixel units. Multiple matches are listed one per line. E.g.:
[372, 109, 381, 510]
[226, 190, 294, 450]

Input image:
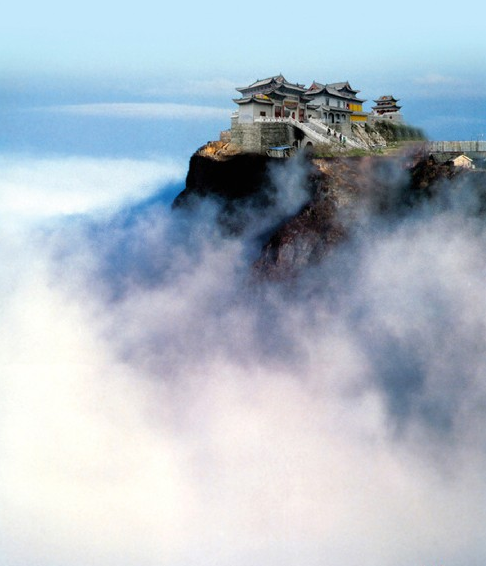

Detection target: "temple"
[306, 80, 367, 125]
[233, 74, 367, 130]
[228, 74, 404, 154]
[371, 95, 404, 123]
[234, 74, 310, 123]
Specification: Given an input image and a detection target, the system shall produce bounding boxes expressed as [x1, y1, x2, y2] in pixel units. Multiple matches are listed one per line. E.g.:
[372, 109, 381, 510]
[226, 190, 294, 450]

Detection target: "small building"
[450, 154, 474, 168]
[429, 152, 475, 169]
[266, 145, 295, 158]
[371, 95, 404, 123]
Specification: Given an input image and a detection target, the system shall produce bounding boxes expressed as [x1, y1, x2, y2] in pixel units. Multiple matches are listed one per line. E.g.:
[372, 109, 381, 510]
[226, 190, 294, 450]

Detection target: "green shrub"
[374, 121, 426, 142]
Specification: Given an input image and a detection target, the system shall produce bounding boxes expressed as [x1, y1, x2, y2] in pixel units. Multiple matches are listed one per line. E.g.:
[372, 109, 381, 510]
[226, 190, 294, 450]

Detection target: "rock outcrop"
[174, 144, 486, 280]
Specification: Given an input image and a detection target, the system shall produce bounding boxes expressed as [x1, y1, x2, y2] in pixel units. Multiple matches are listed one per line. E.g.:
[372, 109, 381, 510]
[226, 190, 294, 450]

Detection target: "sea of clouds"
[1, 152, 486, 566]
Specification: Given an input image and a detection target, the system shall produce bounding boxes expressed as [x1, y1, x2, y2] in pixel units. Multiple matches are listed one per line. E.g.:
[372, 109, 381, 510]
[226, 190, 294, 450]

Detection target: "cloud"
[2, 156, 486, 566]
[414, 73, 461, 86]
[410, 73, 480, 102]
[140, 77, 236, 98]
[44, 102, 230, 120]
[0, 154, 185, 219]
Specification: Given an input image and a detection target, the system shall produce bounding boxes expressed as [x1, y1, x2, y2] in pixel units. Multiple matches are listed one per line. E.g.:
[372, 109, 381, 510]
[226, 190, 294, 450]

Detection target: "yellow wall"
[350, 102, 367, 122]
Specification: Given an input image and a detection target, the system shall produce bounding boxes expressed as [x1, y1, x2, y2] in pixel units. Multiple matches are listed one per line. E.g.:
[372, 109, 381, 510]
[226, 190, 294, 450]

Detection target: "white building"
[233, 74, 310, 123]
[305, 81, 367, 126]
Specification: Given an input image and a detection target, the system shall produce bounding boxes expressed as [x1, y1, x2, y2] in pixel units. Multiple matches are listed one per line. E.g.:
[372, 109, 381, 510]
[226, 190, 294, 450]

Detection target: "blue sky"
[1, 0, 485, 158]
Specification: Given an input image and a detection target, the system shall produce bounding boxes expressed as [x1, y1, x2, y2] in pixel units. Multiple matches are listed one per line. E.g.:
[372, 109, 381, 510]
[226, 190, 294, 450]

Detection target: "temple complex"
[233, 74, 367, 129]
[228, 74, 405, 154]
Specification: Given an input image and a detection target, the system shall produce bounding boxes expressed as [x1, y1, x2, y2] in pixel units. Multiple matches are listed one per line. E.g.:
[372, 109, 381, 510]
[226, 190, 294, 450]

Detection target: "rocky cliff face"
[174, 150, 273, 204]
[253, 155, 462, 279]
[174, 145, 486, 280]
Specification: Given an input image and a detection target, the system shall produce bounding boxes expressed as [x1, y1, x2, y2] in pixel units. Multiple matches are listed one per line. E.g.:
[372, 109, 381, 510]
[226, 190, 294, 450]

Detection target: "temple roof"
[237, 74, 307, 94]
[306, 80, 365, 103]
[234, 74, 371, 109]
[307, 81, 326, 92]
[243, 74, 285, 89]
[374, 95, 400, 103]
[327, 81, 360, 95]
[327, 87, 365, 103]
[233, 95, 275, 105]
[372, 102, 402, 111]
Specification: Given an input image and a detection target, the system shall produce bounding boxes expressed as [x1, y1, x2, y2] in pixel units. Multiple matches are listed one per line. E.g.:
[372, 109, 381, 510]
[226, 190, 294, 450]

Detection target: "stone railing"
[428, 140, 486, 153]
[308, 118, 367, 149]
[254, 117, 289, 123]
[288, 117, 333, 145]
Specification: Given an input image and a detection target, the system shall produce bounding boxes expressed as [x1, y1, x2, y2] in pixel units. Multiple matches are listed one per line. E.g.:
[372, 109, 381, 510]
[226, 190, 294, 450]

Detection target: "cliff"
[253, 155, 456, 279]
[174, 145, 486, 280]
[172, 142, 292, 234]
[173, 147, 276, 204]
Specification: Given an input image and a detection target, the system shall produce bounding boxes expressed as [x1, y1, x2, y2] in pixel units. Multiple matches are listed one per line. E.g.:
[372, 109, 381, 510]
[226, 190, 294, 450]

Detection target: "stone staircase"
[306, 118, 366, 149]
[254, 116, 366, 150]
[291, 118, 364, 149]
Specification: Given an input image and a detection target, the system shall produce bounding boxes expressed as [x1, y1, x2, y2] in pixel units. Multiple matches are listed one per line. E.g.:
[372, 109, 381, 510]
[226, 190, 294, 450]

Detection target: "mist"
[2, 153, 486, 566]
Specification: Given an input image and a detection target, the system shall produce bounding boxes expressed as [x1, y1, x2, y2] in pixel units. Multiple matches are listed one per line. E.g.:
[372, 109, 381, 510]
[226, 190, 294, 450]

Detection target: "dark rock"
[172, 149, 486, 280]
[173, 152, 277, 206]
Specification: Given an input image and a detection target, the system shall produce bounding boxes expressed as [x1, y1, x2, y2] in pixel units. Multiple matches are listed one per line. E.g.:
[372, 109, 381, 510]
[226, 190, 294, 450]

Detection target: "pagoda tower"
[371, 95, 404, 123]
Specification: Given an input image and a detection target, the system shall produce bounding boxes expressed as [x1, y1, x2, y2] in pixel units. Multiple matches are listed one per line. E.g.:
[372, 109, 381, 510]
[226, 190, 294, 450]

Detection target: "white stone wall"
[237, 101, 274, 123]
[429, 140, 486, 153]
[310, 93, 339, 109]
[231, 122, 297, 153]
[369, 112, 404, 125]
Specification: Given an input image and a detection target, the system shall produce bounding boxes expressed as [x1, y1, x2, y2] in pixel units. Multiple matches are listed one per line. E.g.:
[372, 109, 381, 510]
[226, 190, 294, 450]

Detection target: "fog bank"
[1, 155, 486, 566]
